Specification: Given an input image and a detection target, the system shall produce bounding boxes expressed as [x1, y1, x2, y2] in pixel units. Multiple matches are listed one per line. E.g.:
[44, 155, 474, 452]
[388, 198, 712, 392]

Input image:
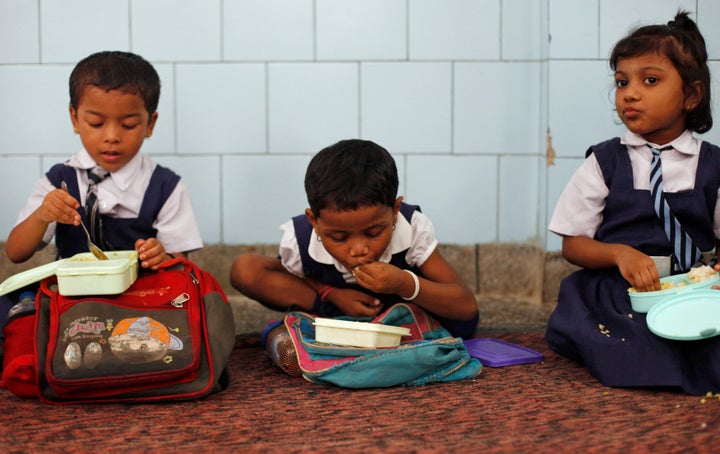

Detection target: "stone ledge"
[0, 243, 578, 335]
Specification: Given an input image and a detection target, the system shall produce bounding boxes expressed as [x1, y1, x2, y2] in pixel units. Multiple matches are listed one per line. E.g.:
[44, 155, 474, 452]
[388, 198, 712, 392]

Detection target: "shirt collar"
[621, 129, 698, 155]
[65, 148, 145, 190]
[308, 211, 413, 273]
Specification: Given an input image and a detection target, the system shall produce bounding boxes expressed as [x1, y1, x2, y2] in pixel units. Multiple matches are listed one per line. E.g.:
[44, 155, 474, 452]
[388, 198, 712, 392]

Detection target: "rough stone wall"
[0, 242, 577, 305]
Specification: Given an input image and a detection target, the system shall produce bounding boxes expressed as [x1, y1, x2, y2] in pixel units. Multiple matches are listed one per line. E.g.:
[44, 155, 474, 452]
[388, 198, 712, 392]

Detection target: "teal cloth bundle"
[284, 303, 482, 388]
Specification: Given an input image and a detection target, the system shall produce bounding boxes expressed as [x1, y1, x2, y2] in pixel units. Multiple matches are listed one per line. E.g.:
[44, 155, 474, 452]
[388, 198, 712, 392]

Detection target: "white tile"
[154, 155, 222, 244]
[548, 60, 625, 157]
[317, 0, 406, 60]
[409, 0, 500, 60]
[176, 63, 266, 154]
[499, 156, 540, 242]
[0, 0, 39, 63]
[0, 157, 43, 237]
[268, 63, 358, 153]
[140, 64, 175, 155]
[545, 156, 583, 251]
[132, 0, 221, 61]
[699, 0, 720, 60]
[224, 0, 313, 61]
[406, 155, 498, 244]
[548, 0, 598, 59]
[455, 62, 542, 154]
[502, 0, 545, 60]
[0, 65, 77, 154]
[599, 0, 695, 60]
[222, 155, 311, 243]
[361, 62, 451, 153]
[41, 0, 129, 63]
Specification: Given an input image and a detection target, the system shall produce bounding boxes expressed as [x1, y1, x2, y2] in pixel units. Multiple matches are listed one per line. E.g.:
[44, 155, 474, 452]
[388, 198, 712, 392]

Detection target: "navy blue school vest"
[293, 202, 422, 306]
[45, 163, 181, 259]
[588, 138, 719, 256]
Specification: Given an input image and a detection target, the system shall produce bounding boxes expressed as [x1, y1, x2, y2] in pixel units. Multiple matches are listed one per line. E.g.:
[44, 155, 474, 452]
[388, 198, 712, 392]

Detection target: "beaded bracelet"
[402, 270, 420, 301]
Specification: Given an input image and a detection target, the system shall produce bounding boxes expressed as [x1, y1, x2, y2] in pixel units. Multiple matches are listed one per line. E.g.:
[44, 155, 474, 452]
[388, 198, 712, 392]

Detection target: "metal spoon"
[61, 181, 109, 260]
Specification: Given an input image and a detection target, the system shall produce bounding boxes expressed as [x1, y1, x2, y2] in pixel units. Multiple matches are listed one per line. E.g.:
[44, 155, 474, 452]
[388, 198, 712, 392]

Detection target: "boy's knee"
[229, 253, 267, 291]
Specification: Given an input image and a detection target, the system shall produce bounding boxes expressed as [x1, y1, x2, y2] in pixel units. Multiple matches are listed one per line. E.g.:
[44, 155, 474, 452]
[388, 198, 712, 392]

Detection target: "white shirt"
[279, 209, 438, 283]
[17, 149, 203, 254]
[549, 130, 720, 240]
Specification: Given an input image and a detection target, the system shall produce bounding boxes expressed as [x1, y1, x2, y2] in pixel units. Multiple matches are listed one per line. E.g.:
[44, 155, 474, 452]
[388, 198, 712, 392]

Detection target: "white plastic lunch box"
[314, 317, 411, 348]
[0, 250, 138, 297]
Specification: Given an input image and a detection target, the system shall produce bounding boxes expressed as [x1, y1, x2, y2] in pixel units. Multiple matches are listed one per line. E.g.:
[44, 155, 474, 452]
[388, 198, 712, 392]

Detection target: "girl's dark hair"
[69, 51, 161, 116]
[305, 139, 399, 217]
[610, 10, 712, 133]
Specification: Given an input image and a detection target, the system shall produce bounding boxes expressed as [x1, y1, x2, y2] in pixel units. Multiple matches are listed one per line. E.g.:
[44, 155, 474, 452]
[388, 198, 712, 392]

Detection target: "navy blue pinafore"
[545, 138, 720, 395]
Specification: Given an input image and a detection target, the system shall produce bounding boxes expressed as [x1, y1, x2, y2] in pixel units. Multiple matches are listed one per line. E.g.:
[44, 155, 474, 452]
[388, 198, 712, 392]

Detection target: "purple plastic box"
[463, 338, 544, 367]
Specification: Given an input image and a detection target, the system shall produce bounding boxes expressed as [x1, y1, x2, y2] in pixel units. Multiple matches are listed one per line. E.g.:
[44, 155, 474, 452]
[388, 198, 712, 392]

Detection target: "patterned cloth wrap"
[284, 303, 482, 388]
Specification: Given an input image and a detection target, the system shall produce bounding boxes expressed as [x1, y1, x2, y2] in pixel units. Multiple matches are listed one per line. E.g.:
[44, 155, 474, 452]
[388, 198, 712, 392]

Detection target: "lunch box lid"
[0, 260, 61, 296]
[646, 289, 720, 341]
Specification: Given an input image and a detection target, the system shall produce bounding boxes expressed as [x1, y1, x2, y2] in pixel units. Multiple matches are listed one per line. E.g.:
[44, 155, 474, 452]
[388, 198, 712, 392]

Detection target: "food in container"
[56, 251, 138, 296]
[627, 265, 720, 313]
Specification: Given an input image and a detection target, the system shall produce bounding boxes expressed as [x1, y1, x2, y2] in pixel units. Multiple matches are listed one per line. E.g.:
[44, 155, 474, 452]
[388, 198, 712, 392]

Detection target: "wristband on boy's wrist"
[318, 285, 336, 302]
[402, 270, 420, 301]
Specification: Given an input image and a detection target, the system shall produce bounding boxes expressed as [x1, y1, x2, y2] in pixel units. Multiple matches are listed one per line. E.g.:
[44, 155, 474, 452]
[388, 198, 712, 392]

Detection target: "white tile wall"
[499, 156, 541, 243]
[224, 0, 314, 61]
[455, 62, 542, 154]
[317, 0, 406, 61]
[361, 62, 452, 153]
[502, 0, 545, 60]
[409, 0, 501, 60]
[548, 0, 598, 59]
[176, 63, 266, 154]
[268, 63, 358, 153]
[0, 65, 76, 154]
[699, 0, 720, 60]
[41, 0, 130, 64]
[0, 157, 43, 238]
[1, 0, 718, 253]
[131, 0, 221, 61]
[141, 64, 175, 155]
[222, 155, 310, 244]
[406, 155, 498, 244]
[0, 0, 39, 63]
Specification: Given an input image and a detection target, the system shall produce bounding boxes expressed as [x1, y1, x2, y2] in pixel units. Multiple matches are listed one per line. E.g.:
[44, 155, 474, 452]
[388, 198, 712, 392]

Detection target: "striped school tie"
[649, 145, 701, 271]
[85, 168, 108, 246]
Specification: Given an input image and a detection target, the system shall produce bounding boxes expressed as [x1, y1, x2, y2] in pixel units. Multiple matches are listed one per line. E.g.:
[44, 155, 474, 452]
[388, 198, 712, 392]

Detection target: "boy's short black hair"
[69, 51, 161, 116]
[305, 139, 399, 217]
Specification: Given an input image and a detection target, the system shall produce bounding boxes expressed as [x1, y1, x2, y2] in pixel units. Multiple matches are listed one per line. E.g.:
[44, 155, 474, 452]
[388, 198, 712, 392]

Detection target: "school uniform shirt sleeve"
[403, 210, 438, 267]
[548, 153, 608, 239]
[15, 176, 58, 247]
[152, 181, 203, 254]
[279, 219, 305, 277]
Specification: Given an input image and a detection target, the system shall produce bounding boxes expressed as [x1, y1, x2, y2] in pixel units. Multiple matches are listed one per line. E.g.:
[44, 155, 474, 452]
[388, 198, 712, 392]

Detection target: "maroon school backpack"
[1, 258, 235, 404]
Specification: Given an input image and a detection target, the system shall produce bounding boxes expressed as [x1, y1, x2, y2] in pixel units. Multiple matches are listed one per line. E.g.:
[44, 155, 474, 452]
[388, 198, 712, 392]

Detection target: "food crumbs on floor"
[628, 313, 633, 319]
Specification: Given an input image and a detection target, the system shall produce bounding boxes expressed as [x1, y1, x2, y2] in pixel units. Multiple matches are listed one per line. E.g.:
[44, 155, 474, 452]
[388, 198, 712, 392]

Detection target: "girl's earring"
[316, 235, 322, 242]
[392, 224, 396, 231]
